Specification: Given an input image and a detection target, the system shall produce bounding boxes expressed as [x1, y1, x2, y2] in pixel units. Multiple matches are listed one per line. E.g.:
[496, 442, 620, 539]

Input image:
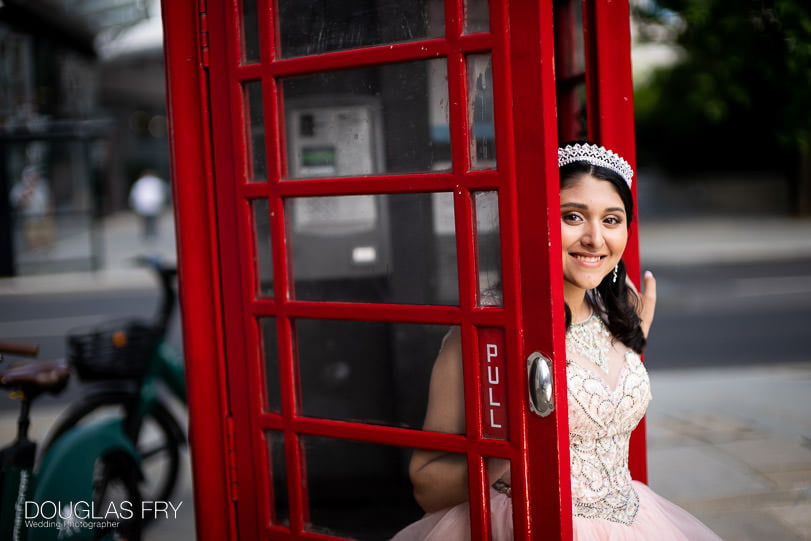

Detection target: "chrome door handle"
[527, 352, 554, 417]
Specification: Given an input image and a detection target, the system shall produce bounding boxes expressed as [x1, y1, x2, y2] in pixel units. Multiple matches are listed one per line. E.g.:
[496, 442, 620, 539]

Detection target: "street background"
[1, 1, 810, 538]
[1, 210, 810, 540]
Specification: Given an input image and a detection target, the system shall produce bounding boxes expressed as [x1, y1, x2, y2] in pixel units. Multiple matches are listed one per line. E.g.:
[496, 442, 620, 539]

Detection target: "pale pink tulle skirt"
[391, 488, 513, 541]
[391, 482, 721, 541]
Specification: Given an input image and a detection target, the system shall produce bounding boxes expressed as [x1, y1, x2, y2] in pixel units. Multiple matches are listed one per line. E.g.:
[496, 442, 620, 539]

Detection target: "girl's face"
[560, 174, 629, 293]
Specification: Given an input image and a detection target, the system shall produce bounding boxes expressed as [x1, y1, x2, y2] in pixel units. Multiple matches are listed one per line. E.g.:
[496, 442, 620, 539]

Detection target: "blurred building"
[0, 0, 164, 276]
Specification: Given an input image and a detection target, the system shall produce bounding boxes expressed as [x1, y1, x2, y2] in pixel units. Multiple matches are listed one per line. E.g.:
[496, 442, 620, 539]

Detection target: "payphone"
[285, 99, 391, 284]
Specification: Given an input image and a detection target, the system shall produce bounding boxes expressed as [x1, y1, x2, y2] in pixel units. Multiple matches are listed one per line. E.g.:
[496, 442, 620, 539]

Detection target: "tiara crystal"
[558, 143, 634, 187]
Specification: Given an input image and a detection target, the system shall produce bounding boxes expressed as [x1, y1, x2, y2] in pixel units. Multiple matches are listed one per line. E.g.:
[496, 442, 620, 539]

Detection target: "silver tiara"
[558, 143, 634, 188]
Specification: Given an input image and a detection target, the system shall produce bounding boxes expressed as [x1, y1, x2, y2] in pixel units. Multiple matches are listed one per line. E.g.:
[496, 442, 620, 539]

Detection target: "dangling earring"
[612, 265, 619, 283]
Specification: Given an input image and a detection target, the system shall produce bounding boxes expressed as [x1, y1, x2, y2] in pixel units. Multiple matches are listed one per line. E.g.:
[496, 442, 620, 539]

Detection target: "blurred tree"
[633, 0, 811, 215]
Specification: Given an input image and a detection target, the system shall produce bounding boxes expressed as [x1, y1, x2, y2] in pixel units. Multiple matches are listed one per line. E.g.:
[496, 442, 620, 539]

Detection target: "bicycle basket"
[67, 319, 158, 380]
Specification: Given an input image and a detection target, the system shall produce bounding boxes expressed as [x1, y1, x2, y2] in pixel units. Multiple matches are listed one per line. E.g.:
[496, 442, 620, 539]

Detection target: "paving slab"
[768, 501, 811, 540]
[697, 508, 806, 541]
[714, 437, 811, 473]
[648, 413, 772, 446]
[648, 444, 772, 502]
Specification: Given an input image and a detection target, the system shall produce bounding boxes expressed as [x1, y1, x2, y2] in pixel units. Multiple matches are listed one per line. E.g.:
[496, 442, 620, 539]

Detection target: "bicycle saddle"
[0, 358, 70, 392]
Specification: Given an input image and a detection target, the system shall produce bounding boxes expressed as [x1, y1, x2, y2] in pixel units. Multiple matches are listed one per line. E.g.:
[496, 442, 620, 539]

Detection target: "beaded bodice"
[566, 316, 651, 525]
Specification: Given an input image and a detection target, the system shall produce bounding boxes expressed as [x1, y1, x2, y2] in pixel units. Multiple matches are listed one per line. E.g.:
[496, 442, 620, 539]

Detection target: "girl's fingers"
[640, 270, 657, 338]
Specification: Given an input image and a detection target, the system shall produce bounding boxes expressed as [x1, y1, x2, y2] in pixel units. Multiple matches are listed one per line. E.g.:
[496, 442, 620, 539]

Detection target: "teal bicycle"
[0, 340, 143, 541]
[43, 255, 187, 506]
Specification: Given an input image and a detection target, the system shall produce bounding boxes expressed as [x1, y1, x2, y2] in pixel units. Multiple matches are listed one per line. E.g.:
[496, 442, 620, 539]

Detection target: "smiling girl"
[392, 143, 721, 540]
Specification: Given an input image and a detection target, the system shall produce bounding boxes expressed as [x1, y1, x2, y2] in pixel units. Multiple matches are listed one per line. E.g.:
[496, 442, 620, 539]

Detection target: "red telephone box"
[161, 1, 643, 539]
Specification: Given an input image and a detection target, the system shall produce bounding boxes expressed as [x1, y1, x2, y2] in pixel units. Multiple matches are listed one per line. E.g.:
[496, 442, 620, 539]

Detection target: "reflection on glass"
[282, 59, 450, 178]
[277, 0, 444, 58]
[487, 456, 514, 537]
[558, 82, 588, 143]
[574, 84, 588, 141]
[252, 199, 274, 297]
[241, 0, 260, 64]
[555, 0, 587, 141]
[261, 317, 280, 413]
[556, 0, 585, 76]
[430, 192, 459, 304]
[266, 431, 288, 526]
[285, 192, 458, 306]
[245, 81, 267, 182]
[300, 436, 426, 538]
[295, 319, 448, 429]
[572, 0, 585, 74]
[474, 191, 502, 306]
[465, 0, 490, 34]
[467, 54, 496, 170]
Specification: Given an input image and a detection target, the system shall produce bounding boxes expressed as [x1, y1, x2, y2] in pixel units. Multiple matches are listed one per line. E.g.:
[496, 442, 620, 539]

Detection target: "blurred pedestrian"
[10, 165, 54, 251]
[129, 170, 168, 241]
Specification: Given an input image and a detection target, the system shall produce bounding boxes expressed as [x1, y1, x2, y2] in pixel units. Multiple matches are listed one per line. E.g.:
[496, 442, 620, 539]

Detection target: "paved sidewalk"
[2, 212, 811, 540]
[0, 211, 178, 296]
[647, 363, 811, 540]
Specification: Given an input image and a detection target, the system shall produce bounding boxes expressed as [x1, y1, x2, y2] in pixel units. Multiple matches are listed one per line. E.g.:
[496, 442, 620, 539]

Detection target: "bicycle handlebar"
[0, 340, 39, 358]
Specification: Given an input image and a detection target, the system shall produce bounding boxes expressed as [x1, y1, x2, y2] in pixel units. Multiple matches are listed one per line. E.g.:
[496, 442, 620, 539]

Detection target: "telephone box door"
[161, 0, 642, 539]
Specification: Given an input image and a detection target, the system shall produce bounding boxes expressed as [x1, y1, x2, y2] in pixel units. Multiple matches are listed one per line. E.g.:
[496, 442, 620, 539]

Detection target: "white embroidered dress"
[392, 316, 721, 540]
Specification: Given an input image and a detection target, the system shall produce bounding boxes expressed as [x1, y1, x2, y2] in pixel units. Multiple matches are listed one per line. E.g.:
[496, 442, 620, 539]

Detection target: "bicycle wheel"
[44, 393, 184, 504]
[93, 451, 142, 540]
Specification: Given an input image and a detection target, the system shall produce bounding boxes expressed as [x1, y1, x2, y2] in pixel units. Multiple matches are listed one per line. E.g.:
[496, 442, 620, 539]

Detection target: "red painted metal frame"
[206, 0, 532, 538]
[161, 0, 642, 539]
[160, 1, 234, 539]
[504, 1, 573, 537]
[583, 0, 648, 483]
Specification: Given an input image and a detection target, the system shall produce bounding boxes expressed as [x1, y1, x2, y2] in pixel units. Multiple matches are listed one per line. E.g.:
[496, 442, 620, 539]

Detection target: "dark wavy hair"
[559, 152, 646, 354]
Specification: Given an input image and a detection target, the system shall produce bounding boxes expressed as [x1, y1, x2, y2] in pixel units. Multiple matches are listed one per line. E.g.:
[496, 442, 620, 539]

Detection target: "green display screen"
[301, 146, 336, 167]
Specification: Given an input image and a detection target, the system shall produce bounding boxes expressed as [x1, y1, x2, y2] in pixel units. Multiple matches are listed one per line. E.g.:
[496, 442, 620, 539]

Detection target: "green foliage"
[634, 0, 811, 173]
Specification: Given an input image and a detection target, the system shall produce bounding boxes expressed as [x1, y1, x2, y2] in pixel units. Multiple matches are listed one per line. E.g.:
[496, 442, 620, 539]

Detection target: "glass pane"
[295, 319, 449, 429]
[556, 0, 585, 76]
[300, 437, 441, 539]
[241, 0, 260, 64]
[573, 0, 585, 74]
[285, 192, 458, 306]
[465, 0, 490, 34]
[277, 0, 444, 58]
[475, 191, 502, 306]
[558, 82, 588, 143]
[430, 192, 458, 302]
[261, 317, 281, 413]
[245, 81, 267, 182]
[467, 54, 496, 170]
[252, 199, 274, 297]
[266, 431, 288, 526]
[487, 456, 513, 536]
[281, 59, 450, 178]
[555, 0, 587, 141]
[428, 59, 452, 170]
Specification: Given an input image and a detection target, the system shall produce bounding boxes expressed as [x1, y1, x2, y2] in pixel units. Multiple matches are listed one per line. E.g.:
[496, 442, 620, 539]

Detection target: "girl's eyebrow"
[560, 202, 626, 214]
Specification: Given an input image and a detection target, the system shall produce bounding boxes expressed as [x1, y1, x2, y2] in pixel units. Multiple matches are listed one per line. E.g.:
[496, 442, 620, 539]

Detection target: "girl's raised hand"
[627, 270, 657, 338]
